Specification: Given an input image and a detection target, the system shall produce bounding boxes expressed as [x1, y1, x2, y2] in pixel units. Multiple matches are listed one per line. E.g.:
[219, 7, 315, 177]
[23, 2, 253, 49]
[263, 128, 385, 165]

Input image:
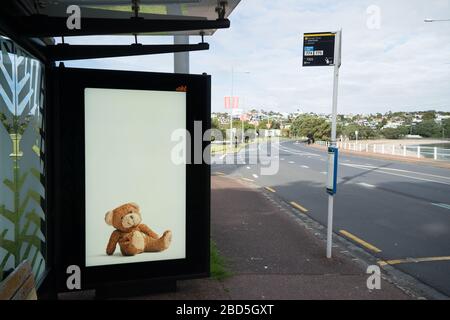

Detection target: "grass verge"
[210, 240, 231, 281]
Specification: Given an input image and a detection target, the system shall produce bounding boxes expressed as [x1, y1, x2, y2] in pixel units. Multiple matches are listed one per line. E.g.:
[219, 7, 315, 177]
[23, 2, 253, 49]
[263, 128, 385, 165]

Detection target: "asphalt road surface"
[212, 139, 450, 297]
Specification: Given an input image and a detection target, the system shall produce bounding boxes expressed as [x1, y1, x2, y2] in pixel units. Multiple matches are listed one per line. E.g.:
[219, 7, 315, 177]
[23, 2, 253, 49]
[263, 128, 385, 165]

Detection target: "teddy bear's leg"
[145, 230, 172, 252]
[120, 231, 146, 256]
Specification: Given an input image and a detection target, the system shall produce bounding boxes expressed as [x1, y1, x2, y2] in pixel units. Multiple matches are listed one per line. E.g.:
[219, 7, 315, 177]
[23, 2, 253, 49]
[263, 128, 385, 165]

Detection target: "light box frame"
[49, 66, 211, 292]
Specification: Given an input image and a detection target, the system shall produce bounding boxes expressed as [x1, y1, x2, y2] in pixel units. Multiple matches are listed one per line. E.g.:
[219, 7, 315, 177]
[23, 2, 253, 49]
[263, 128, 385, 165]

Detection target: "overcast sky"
[63, 0, 450, 115]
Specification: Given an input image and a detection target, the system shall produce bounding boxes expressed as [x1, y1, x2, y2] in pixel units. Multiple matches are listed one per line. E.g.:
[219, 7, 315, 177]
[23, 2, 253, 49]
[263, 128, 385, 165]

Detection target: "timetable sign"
[303, 32, 336, 67]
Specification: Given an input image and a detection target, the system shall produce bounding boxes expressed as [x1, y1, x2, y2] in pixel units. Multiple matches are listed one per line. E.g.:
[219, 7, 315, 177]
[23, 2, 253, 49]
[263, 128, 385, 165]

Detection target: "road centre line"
[378, 256, 450, 267]
[290, 201, 309, 213]
[252, 174, 259, 179]
[300, 165, 309, 168]
[213, 172, 225, 175]
[241, 178, 254, 182]
[339, 230, 382, 253]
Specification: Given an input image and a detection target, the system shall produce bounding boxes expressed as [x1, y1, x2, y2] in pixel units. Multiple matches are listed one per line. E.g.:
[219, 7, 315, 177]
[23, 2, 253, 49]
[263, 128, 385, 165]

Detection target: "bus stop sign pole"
[302, 30, 342, 258]
[326, 29, 341, 259]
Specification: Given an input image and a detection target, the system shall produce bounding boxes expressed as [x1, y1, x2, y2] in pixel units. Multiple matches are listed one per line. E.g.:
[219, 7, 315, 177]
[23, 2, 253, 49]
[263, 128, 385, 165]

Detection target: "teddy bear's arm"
[106, 230, 121, 255]
[138, 224, 159, 239]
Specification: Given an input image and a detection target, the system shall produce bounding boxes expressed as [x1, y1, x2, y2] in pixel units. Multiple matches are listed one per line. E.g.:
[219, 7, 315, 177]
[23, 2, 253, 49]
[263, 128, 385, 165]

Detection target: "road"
[212, 139, 450, 297]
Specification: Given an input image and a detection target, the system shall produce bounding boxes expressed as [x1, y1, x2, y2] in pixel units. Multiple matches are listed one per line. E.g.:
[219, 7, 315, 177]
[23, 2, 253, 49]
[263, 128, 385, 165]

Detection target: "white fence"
[315, 141, 450, 162]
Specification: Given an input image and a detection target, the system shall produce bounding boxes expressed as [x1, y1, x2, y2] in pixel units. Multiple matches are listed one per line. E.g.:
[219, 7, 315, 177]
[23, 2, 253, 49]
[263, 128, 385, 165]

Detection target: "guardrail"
[315, 141, 450, 162]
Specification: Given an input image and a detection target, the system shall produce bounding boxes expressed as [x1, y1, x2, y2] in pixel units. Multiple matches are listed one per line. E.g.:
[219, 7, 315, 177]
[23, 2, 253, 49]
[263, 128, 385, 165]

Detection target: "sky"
[62, 0, 450, 115]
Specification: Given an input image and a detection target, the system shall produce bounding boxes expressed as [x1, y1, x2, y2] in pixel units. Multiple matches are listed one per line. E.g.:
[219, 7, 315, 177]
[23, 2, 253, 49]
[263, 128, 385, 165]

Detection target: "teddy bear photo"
[105, 202, 172, 256]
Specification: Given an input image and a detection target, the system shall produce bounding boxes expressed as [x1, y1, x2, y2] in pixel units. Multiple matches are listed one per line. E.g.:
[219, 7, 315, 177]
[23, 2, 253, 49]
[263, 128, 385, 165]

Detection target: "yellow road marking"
[290, 201, 309, 213]
[378, 256, 450, 267]
[213, 172, 225, 175]
[265, 186, 276, 193]
[339, 230, 382, 253]
[241, 178, 254, 182]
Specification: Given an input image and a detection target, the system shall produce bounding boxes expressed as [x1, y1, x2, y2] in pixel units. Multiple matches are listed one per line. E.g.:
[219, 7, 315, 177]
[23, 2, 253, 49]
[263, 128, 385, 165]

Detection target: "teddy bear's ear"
[129, 202, 140, 210]
[105, 210, 114, 226]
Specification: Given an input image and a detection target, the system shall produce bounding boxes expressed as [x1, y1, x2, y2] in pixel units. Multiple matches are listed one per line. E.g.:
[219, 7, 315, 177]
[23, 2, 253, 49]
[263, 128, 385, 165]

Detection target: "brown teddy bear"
[105, 202, 172, 256]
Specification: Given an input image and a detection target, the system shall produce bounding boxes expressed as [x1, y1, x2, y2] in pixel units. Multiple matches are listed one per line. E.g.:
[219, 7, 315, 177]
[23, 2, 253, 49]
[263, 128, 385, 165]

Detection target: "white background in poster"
[85, 88, 186, 267]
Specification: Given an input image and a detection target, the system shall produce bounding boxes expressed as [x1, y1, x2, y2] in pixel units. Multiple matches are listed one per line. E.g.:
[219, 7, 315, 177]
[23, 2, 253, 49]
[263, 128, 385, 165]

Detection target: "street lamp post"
[241, 98, 245, 144]
[229, 68, 250, 147]
[230, 67, 234, 148]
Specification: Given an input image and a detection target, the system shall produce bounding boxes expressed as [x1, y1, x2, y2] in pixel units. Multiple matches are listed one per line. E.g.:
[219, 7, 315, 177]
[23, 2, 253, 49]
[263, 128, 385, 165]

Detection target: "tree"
[422, 111, 436, 121]
[377, 118, 387, 129]
[211, 117, 226, 141]
[341, 124, 378, 140]
[290, 115, 331, 140]
[211, 117, 220, 129]
[415, 120, 440, 138]
[442, 118, 450, 138]
[258, 119, 280, 130]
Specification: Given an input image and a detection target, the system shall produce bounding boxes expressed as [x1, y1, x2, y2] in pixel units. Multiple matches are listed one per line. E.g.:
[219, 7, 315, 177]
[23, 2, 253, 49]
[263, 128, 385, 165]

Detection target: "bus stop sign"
[303, 32, 336, 67]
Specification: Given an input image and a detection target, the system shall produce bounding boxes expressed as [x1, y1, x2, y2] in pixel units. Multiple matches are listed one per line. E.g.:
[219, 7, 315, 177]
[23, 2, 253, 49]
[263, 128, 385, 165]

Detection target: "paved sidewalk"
[60, 175, 412, 300]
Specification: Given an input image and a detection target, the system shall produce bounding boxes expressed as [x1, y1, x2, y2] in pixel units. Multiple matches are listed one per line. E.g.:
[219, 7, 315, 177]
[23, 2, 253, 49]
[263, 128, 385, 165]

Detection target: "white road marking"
[343, 163, 450, 180]
[341, 163, 450, 186]
[276, 142, 321, 157]
[357, 182, 376, 188]
[246, 166, 251, 169]
[289, 161, 295, 164]
[252, 174, 259, 179]
[431, 203, 450, 210]
[280, 158, 285, 161]
[301, 165, 309, 169]
[320, 171, 327, 175]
